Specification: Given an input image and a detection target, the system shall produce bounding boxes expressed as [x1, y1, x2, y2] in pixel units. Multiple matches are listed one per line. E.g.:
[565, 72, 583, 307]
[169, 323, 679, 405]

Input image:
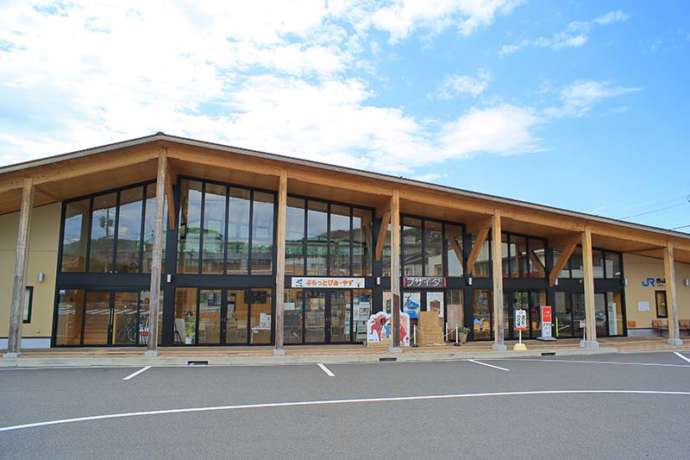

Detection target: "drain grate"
[187, 360, 209, 366]
[541, 352, 556, 356]
[379, 357, 397, 362]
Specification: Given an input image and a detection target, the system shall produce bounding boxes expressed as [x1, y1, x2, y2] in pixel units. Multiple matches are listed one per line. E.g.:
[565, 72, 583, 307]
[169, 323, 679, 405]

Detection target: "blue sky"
[0, 0, 689, 231]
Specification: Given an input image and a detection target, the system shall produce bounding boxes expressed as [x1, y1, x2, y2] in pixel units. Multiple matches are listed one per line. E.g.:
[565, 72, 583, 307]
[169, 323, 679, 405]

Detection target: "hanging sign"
[290, 277, 365, 288]
[402, 277, 446, 288]
[515, 309, 527, 331]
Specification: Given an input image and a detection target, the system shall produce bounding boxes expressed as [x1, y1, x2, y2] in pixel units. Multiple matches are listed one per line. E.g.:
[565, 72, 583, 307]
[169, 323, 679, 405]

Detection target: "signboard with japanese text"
[402, 277, 446, 288]
[540, 305, 554, 340]
[515, 309, 527, 331]
[290, 277, 365, 289]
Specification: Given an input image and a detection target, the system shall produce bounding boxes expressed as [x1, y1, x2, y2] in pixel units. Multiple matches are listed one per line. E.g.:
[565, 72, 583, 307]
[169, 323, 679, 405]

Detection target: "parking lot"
[1, 351, 689, 459]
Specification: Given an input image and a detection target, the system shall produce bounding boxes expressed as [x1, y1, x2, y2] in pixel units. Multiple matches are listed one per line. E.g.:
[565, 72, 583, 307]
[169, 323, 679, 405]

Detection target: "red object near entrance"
[542, 306, 552, 323]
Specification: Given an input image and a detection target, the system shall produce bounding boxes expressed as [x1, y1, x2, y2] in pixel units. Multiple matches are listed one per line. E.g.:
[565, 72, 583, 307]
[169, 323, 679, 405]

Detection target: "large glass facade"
[502, 232, 546, 279]
[402, 217, 423, 276]
[472, 289, 492, 340]
[400, 216, 464, 277]
[59, 182, 167, 275]
[285, 197, 305, 276]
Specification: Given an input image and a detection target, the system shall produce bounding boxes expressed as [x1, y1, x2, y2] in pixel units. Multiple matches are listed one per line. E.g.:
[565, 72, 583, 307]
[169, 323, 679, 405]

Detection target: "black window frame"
[501, 231, 547, 280]
[399, 213, 466, 278]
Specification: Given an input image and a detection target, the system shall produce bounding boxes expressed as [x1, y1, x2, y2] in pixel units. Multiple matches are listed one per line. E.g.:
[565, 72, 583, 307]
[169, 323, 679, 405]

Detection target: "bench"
[652, 319, 690, 336]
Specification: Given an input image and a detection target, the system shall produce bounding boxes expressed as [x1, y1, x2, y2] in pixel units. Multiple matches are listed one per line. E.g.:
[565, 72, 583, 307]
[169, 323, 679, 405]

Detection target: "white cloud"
[439, 105, 541, 158]
[545, 80, 640, 117]
[500, 10, 629, 55]
[438, 68, 491, 99]
[365, 0, 522, 43]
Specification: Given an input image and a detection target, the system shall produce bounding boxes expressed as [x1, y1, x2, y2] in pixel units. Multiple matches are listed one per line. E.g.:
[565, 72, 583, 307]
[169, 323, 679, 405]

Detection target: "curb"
[0, 346, 621, 368]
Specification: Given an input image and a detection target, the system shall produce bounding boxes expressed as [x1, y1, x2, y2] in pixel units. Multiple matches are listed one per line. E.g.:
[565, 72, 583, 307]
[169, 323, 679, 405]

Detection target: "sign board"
[579, 320, 586, 329]
[402, 277, 446, 288]
[637, 301, 650, 312]
[539, 305, 554, 340]
[366, 311, 410, 346]
[514, 309, 527, 331]
[641, 277, 665, 288]
[290, 277, 365, 289]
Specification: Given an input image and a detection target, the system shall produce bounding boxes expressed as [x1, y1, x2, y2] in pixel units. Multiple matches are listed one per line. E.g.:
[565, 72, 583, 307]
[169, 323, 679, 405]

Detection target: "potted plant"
[184, 312, 195, 344]
[459, 327, 470, 344]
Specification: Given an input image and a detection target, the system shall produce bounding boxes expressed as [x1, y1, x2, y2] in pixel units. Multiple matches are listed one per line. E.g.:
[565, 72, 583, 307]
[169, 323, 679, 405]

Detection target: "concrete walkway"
[1, 337, 688, 368]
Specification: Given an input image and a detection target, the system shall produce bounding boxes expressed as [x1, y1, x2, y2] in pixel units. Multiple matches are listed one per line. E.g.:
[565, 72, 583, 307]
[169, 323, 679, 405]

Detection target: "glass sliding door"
[112, 291, 139, 345]
[472, 289, 492, 340]
[329, 291, 351, 343]
[305, 291, 326, 343]
[249, 289, 272, 345]
[226, 290, 248, 344]
[284, 289, 304, 344]
[198, 289, 221, 344]
[83, 291, 111, 345]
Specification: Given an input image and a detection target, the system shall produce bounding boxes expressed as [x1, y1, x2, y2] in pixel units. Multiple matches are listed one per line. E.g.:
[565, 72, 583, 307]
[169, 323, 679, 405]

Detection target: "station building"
[1, 133, 689, 354]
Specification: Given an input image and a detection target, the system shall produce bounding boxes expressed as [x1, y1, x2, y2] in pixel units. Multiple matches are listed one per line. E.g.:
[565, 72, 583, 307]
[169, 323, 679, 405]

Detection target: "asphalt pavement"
[1, 351, 689, 459]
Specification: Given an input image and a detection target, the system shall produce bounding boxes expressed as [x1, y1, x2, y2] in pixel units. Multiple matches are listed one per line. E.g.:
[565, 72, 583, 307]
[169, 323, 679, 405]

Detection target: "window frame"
[23, 286, 33, 323]
[399, 214, 466, 278]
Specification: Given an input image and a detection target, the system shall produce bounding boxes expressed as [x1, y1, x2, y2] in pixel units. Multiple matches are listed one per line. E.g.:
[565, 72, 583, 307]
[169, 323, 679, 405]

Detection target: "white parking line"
[468, 359, 509, 372]
[2, 389, 689, 433]
[673, 352, 690, 364]
[487, 358, 690, 369]
[122, 366, 151, 381]
[317, 363, 335, 377]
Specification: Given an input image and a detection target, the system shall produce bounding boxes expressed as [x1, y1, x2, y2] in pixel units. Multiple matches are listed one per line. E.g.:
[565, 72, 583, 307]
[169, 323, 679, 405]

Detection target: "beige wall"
[0, 203, 60, 339]
[623, 253, 690, 330]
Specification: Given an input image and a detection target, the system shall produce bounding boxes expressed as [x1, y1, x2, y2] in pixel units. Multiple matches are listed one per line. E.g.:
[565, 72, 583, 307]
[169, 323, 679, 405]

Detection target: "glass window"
[139, 290, 163, 346]
[527, 239, 546, 278]
[352, 208, 372, 276]
[115, 187, 144, 273]
[554, 291, 572, 338]
[142, 184, 167, 273]
[424, 220, 443, 276]
[83, 291, 110, 345]
[286, 197, 305, 276]
[61, 199, 90, 272]
[446, 224, 463, 277]
[177, 180, 203, 274]
[573, 293, 585, 337]
[593, 250, 604, 279]
[382, 223, 391, 277]
[570, 247, 583, 278]
[472, 289, 492, 340]
[604, 252, 622, 279]
[284, 289, 304, 344]
[446, 289, 464, 334]
[56, 289, 85, 345]
[329, 205, 351, 276]
[226, 289, 248, 344]
[595, 292, 607, 337]
[655, 291, 668, 318]
[198, 289, 221, 344]
[514, 236, 528, 278]
[307, 201, 328, 275]
[503, 233, 512, 277]
[251, 192, 274, 274]
[402, 217, 422, 276]
[474, 235, 491, 278]
[330, 290, 351, 343]
[23, 286, 33, 323]
[112, 291, 139, 345]
[89, 193, 117, 272]
[202, 184, 227, 274]
[227, 187, 251, 274]
[607, 291, 624, 336]
[174, 288, 197, 344]
[529, 291, 547, 338]
[249, 289, 272, 345]
[353, 290, 372, 342]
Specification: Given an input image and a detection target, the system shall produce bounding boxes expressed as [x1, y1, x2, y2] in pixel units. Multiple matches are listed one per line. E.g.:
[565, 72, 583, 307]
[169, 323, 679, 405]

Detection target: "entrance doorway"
[304, 290, 352, 344]
[503, 290, 547, 340]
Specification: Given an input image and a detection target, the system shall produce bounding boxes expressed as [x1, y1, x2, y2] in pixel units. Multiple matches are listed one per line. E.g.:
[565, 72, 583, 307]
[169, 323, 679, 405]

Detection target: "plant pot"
[185, 336, 193, 345]
[459, 332, 468, 344]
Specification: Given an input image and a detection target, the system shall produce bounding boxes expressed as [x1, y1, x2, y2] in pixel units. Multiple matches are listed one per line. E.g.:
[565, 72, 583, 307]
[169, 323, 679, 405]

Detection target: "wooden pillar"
[145, 151, 167, 357]
[491, 210, 506, 351]
[4, 179, 34, 358]
[664, 243, 683, 345]
[390, 190, 401, 351]
[274, 170, 287, 354]
[581, 226, 599, 349]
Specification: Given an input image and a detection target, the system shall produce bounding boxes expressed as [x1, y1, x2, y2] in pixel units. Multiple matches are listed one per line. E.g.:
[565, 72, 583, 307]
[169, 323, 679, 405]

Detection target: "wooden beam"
[374, 209, 390, 261]
[548, 235, 580, 287]
[491, 210, 505, 350]
[390, 190, 401, 350]
[448, 234, 463, 266]
[274, 169, 288, 353]
[164, 159, 176, 230]
[4, 178, 34, 357]
[664, 243, 683, 345]
[581, 227, 598, 347]
[467, 218, 492, 276]
[145, 152, 167, 356]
